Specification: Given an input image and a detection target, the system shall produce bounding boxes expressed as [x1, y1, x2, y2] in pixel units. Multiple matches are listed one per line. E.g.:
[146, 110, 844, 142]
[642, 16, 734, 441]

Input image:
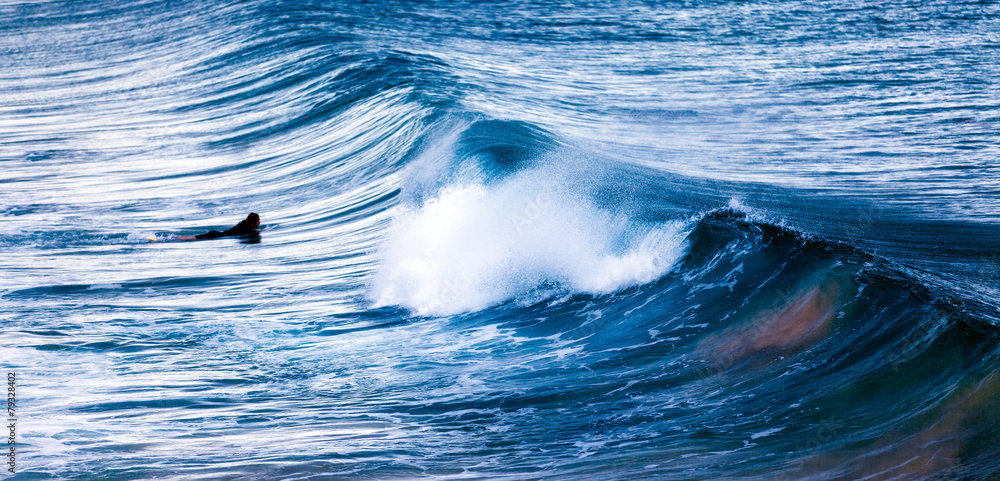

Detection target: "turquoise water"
[2, 0, 999, 479]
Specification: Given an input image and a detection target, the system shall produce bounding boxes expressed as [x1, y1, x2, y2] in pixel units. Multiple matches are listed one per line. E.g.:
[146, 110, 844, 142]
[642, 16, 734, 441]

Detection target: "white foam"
[126, 230, 157, 243]
[369, 167, 688, 316]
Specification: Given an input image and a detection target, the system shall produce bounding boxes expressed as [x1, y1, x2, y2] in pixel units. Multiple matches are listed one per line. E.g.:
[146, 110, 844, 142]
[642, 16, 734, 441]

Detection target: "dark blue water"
[3, 0, 999, 479]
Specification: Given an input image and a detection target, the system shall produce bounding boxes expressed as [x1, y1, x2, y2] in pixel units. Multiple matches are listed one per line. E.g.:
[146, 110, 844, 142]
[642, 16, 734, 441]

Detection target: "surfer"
[176, 213, 260, 241]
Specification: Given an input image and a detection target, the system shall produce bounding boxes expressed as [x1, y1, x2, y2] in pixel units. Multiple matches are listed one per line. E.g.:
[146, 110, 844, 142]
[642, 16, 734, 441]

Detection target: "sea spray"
[370, 167, 688, 316]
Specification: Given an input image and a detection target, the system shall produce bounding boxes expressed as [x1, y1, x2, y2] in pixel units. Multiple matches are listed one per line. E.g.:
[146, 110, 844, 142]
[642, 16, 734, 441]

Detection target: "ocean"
[2, 0, 999, 479]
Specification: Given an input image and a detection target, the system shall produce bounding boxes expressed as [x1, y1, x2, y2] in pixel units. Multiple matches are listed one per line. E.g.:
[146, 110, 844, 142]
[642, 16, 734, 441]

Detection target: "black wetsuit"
[195, 219, 259, 240]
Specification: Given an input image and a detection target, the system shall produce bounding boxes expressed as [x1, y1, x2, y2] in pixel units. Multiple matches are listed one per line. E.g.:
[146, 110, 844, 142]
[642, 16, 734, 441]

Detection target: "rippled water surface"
[2, 0, 1000, 479]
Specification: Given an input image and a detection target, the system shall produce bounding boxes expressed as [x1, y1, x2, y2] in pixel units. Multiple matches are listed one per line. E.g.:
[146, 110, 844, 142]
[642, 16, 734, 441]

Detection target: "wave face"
[2, 0, 1000, 479]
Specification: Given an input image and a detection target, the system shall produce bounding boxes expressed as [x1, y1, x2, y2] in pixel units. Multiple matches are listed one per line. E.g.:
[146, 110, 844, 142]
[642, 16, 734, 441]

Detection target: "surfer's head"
[247, 212, 260, 229]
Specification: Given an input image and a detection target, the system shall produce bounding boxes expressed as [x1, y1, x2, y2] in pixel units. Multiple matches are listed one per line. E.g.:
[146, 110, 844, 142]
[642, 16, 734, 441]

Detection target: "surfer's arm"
[194, 230, 228, 240]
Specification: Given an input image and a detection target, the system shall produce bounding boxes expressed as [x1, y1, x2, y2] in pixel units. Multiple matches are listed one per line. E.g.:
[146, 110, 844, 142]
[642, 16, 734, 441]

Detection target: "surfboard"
[147, 236, 158, 242]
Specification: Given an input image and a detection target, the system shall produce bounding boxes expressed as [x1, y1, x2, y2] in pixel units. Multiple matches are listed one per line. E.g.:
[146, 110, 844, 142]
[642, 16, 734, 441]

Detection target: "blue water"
[3, 0, 1000, 479]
